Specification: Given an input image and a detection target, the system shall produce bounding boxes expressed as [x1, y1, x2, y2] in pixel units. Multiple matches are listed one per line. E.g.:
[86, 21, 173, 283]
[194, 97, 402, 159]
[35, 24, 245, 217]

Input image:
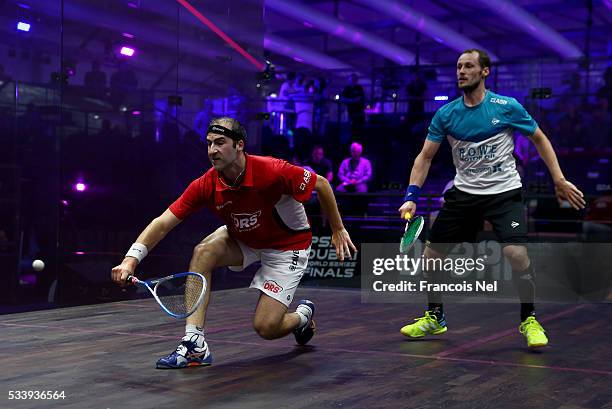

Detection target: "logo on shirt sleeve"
[299, 169, 312, 191]
[490, 97, 508, 105]
[231, 211, 262, 231]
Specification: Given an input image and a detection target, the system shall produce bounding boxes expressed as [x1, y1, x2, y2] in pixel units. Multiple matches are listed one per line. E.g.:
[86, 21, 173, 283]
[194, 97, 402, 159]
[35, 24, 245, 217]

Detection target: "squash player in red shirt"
[111, 116, 356, 369]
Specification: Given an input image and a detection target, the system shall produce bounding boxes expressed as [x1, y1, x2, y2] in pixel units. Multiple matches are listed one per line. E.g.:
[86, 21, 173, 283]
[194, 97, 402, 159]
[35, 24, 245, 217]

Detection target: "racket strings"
[155, 275, 204, 315]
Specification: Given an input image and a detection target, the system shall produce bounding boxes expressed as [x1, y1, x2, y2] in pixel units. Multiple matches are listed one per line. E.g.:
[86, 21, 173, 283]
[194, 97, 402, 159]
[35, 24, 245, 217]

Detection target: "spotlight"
[120, 46, 135, 57]
[434, 95, 449, 101]
[17, 22, 31, 32]
[74, 183, 87, 192]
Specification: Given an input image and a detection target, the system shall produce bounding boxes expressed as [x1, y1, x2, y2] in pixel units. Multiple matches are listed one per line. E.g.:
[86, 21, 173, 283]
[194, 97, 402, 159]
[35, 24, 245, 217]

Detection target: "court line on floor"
[434, 304, 586, 358]
[2, 315, 610, 376]
[287, 344, 612, 376]
[0, 321, 252, 336]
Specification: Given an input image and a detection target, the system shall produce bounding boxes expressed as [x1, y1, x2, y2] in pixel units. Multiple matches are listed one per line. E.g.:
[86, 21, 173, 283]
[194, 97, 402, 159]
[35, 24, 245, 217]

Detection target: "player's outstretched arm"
[111, 209, 183, 285]
[398, 139, 441, 218]
[314, 175, 357, 261]
[528, 127, 586, 210]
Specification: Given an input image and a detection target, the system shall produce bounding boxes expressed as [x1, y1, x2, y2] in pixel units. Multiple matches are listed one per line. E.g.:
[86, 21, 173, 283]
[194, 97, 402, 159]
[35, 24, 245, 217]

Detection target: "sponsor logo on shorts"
[299, 170, 312, 191]
[289, 250, 300, 271]
[511, 221, 519, 228]
[231, 211, 262, 231]
[491, 117, 500, 125]
[263, 280, 284, 294]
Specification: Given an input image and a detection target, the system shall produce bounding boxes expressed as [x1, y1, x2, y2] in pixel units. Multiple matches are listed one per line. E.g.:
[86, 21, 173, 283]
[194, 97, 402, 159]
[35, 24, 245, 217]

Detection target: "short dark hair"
[312, 144, 324, 152]
[208, 117, 247, 142]
[461, 49, 491, 71]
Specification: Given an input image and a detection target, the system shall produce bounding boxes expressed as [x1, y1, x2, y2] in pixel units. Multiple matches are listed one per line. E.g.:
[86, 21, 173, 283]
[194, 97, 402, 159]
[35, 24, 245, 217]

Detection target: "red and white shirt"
[169, 154, 317, 250]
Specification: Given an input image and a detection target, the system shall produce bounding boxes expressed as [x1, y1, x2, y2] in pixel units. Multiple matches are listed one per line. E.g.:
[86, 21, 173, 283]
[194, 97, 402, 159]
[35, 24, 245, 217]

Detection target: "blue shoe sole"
[156, 360, 212, 369]
[155, 353, 213, 369]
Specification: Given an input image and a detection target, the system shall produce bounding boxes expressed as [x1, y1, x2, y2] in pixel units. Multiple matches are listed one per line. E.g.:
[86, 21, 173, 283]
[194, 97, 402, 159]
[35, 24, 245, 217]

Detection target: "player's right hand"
[331, 227, 357, 261]
[111, 258, 137, 286]
[398, 201, 417, 220]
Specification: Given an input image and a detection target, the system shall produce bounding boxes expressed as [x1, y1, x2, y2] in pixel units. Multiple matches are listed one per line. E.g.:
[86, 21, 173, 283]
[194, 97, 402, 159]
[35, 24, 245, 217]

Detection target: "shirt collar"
[215, 153, 254, 191]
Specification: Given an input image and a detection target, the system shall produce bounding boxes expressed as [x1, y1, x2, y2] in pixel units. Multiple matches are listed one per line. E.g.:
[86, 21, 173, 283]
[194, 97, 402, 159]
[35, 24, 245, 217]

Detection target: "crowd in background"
[0, 63, 610, 200]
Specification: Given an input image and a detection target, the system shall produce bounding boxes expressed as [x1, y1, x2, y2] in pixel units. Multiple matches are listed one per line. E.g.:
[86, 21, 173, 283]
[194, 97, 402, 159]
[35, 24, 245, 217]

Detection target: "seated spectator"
[84, 60, 107, 98]
[110, 61, 138, 109]
[0, 64, 12, 92]
[341, 74, 365, 137]
[337, 142, 372, 193]
[194, 99, 216, 138]
[295, 80, 315, 132]
[304, 145, 333, 182]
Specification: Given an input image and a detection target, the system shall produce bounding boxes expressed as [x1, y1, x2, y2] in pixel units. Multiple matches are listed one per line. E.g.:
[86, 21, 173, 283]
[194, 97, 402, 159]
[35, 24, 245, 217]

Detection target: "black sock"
[427, 303, 444, 320]
[513, 263, 536, 322]
[520, 303, 536, 322]
[425, 260, 443, 319]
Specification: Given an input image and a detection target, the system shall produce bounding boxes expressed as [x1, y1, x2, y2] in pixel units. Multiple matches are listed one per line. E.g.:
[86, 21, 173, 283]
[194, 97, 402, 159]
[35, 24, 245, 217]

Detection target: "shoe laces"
[174, 341, 191, 357]
[414, 311, 439, 325]
[519, 317, 544, 335]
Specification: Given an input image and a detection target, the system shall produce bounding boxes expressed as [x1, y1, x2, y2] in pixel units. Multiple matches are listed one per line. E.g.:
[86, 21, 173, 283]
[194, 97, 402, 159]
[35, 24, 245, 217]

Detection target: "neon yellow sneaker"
[519, 316, 548, 348]
[400, 311, 447, 338]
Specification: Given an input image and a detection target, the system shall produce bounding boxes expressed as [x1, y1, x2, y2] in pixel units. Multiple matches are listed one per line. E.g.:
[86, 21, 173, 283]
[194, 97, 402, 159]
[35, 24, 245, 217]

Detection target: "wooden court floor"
[1, 287, 610, 409]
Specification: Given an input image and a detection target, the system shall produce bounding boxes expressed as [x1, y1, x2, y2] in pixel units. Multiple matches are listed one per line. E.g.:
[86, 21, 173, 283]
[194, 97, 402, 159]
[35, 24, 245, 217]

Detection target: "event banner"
[303, 235, 359, 280]
[361, 241, 612, 303]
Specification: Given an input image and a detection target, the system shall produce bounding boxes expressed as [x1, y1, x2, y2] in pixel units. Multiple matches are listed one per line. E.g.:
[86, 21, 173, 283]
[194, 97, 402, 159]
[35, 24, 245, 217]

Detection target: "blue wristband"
[403, 185, 421, 202]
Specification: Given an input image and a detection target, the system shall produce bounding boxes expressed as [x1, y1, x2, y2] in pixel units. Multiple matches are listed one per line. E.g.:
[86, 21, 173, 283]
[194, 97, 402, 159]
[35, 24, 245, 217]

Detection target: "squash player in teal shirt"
[398, 49, 586, 348]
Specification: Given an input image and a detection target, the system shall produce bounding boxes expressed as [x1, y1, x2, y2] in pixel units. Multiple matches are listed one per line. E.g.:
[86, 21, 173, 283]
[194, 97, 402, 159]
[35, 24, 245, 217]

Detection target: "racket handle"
[125, 275, 137, 284]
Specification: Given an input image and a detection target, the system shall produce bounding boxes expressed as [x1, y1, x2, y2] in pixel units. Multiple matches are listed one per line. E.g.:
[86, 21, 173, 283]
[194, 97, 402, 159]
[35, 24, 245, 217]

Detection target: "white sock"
[295, 305, 312, 328]
[184, 324, 206, 349]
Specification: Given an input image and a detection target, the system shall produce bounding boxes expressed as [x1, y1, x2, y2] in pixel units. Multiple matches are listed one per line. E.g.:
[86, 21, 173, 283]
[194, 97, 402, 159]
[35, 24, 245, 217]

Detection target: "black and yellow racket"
[399, 212, 424, 253]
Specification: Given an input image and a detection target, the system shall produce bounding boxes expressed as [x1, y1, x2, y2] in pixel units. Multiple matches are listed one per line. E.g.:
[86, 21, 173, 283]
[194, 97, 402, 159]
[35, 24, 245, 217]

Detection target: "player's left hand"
[554, 179, 586, 210]
[332, 228, 357, 261]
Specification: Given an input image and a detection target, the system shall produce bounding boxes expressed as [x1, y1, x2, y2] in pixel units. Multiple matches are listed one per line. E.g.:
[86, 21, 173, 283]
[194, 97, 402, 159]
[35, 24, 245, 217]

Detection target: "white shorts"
[229, 238, 310, 307]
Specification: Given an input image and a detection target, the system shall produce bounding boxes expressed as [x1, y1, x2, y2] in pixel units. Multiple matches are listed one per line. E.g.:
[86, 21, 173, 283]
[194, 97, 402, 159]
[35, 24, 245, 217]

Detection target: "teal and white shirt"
[427, 90, 538, 195]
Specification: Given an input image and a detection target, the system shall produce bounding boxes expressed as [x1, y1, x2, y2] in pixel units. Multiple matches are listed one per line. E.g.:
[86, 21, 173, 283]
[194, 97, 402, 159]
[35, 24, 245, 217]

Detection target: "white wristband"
[125, 242, 148, 263]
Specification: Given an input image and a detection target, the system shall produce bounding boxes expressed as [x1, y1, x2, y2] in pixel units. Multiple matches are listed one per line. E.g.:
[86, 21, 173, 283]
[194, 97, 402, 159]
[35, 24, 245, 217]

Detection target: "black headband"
[206, 124, 244, 141]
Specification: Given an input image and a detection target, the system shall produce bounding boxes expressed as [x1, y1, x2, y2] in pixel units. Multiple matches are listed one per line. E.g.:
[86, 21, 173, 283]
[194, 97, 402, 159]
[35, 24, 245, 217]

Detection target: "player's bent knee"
[503, 245, 529, 267]
[192, 240, 223, 263]
[253, 320, 281, 340]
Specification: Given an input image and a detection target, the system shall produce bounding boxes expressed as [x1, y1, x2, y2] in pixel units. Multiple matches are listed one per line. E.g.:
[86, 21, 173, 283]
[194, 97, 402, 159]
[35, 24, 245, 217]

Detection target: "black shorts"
[427, 186, 527, 254]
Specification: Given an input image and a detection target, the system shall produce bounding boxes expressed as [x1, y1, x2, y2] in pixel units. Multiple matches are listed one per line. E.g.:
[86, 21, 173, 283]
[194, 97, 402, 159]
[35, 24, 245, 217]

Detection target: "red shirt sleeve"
[168, 173, 213, 220]
[273, 159, 317, 202]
